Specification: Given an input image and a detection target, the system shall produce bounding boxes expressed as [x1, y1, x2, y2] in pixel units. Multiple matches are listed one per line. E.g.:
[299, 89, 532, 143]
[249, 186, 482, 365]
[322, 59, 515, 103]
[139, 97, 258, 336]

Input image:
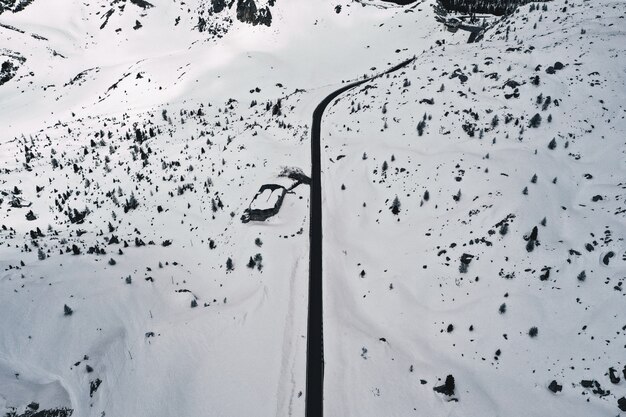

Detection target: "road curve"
[305, 56, 416, 417]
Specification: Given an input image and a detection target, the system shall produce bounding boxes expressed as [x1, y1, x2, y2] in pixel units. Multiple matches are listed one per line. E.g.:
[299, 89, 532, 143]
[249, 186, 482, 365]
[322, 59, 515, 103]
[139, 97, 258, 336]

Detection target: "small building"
[445, 17, 461, 32]
[241, 184, 288, 223]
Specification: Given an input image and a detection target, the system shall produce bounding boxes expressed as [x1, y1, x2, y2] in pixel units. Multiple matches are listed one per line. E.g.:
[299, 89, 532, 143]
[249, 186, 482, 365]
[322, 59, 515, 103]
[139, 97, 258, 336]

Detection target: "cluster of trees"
[438, 0, 549, 15]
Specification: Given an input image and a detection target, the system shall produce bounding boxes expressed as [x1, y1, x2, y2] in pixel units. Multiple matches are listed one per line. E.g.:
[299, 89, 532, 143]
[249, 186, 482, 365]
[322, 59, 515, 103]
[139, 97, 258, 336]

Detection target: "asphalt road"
[305, 56, 416, 417]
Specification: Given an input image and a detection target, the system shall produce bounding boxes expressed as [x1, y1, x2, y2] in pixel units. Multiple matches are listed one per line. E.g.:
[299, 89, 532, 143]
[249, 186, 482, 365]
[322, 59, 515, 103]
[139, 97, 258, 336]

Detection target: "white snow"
[0, 0, 625, 415]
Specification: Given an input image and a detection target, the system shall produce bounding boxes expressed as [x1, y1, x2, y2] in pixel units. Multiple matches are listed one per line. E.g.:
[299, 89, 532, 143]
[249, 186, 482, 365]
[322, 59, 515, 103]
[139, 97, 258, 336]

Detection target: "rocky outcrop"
[210, 0, 274, 27]
[0, 0, 36, 15]
[211, 0, 227, 13]
[1, 60, 18, 86]
[236, 0, 273, 26]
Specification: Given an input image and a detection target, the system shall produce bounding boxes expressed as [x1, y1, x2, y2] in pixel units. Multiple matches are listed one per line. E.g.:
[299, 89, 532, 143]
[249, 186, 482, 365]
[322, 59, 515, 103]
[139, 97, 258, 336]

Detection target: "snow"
[0, 0, 625, 415]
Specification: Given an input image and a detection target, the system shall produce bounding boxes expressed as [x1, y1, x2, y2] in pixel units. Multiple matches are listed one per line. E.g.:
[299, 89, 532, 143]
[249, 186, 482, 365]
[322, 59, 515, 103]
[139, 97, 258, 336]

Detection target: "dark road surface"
[305, 56, 416, 417]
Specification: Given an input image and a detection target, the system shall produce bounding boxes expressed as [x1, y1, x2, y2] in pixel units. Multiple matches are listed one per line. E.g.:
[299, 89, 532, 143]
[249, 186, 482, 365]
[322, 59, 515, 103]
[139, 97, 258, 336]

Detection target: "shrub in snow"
[529, 113, 542, 128]
[548, 138, 557, 149]
[417, 120, 427, 136]
[123, 193, 139, 213]
[226, 257, 234, 271]
[64, 304, 73, 316]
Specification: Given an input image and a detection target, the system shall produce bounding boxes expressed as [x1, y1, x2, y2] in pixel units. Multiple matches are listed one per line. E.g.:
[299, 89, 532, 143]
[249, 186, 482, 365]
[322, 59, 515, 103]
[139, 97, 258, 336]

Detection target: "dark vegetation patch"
[437, 0, 550, 15]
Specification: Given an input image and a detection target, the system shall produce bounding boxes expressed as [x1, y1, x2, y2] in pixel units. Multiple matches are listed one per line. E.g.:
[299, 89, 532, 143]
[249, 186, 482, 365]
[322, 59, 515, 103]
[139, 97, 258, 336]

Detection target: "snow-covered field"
[0, 0, 624, 416]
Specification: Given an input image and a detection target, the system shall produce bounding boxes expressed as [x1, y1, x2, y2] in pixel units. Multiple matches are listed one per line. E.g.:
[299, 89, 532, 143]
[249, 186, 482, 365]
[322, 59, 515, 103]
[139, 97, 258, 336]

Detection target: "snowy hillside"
[0, 0, 625, 416]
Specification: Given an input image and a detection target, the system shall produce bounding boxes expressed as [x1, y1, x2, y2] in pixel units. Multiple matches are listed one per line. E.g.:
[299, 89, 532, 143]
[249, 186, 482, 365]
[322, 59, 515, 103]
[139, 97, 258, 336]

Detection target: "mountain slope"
[0, 0, 625, 416]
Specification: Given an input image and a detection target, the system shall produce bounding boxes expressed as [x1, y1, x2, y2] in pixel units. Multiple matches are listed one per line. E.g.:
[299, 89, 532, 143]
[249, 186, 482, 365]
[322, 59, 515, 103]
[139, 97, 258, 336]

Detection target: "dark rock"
[433, 375, 455, 396]
[460, 253, 474, 264]
[618, 397, 626, 412]
[548, 380, 562, 393]
[609, 367, 620, 384]
[602, 251, 614, 265]
[89, 378, 102, 397]
[580, 379, 594, 388]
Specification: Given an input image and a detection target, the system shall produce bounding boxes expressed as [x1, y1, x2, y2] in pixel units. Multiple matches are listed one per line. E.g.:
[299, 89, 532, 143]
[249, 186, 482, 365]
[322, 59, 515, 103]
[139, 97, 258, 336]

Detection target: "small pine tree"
[499, 303, 507, 314]
[417, 120, 426, 136]
[548, 138, 557, 150]
[577, 270, 586, 282]
[226, 258, 235, 271]
[529, 113, 542, 128]
[391, 196, 401, 215]
[64, 304, 73, 316]
[226, 257, 234, 271]
[528, 327, 538, 338]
